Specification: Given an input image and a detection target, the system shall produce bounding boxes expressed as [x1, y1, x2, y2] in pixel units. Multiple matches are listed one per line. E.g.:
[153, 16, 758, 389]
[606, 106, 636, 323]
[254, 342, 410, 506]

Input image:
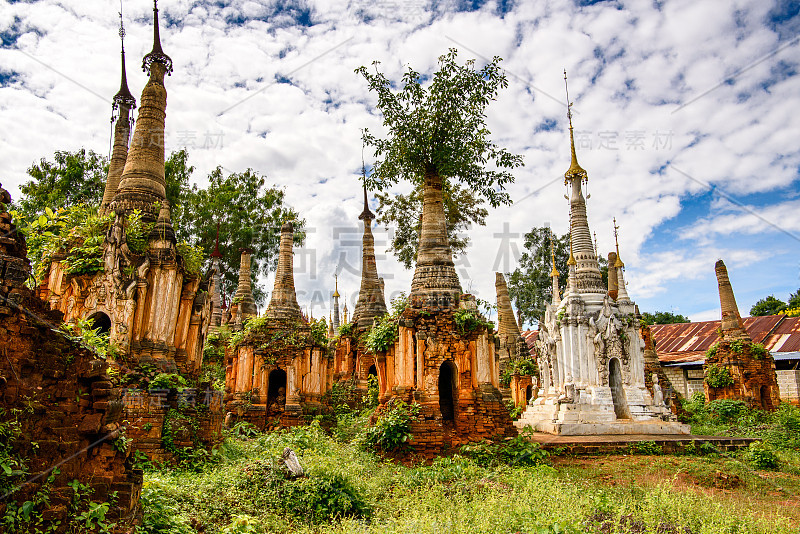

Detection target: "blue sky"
[0, 0, 798, 326]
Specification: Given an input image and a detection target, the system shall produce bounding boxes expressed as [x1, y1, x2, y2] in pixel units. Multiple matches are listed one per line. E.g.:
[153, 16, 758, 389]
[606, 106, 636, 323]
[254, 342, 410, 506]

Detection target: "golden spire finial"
[563, 69, 588, 185]
[549, 228, 559, 277]
[567, 229, 577, 266]
[613, 217, 624, 268]
[333, 272, 340, 298]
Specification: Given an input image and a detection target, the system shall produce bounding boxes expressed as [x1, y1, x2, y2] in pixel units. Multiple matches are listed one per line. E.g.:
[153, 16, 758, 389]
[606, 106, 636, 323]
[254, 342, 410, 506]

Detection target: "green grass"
[137, 419, 800, 534]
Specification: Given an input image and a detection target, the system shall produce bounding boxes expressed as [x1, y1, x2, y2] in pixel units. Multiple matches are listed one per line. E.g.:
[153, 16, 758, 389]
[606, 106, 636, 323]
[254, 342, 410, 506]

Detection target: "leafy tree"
[16, 149, 107, 220]
[356, 47, 523, 220]
[374, 180, 488, 269]
[13, 148, 303, 306]
[640, 311, 690, 326]
[163, 148, 194, 230]
[13, 148, 192, 227]
[787, 289, 800, 309]
[750, 295, 787, 316]
[506, 226, 607, 327]
[180, 167, 305, 305]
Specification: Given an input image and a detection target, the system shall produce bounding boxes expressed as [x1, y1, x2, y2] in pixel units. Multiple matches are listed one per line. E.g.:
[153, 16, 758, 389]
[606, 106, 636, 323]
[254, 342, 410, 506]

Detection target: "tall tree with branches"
[357, 49, 523, 306]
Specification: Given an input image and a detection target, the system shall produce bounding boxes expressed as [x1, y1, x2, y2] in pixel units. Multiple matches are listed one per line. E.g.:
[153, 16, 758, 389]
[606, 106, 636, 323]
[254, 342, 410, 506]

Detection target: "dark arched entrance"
[609, 358, 630, 419]
[368, 364, 377, 377]
[267, 368, 287, 411]
[87, 312, 111, 335]
[525, 385, 533, 403]
[438, 361, 457, 421]
[760, 386, 770, 410]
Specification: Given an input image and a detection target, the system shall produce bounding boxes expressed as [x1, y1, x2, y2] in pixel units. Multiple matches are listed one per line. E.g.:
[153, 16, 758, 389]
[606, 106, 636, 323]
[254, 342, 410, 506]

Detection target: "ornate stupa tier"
[265, 222, 302, 321]
[410, 172, 462, 308]
[352, 186, 387, 330]
[568, 177, 604, 295]
[495, 272, 521, 340]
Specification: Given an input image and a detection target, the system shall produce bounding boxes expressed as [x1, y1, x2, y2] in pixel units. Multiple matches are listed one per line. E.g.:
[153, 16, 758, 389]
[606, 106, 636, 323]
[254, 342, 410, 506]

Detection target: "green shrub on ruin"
[704, 364, 734, 388]
[59, 317, 120, 361]
[362, 400, 419, 452]
[500, 357, 538, 387]
[310, 318, 328, 346]
[364, 294, 407, 353]
[453, 307, 494, 335]
[750, 342, 768, 359]
[337, 322, 353, 338]
[176, 241, 204, 275]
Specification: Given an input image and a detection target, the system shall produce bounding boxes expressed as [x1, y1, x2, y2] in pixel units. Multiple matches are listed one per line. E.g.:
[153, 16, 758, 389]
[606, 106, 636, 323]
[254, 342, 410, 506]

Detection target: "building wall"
[777, 370, 800, 405]
[662, 367, 686, 396]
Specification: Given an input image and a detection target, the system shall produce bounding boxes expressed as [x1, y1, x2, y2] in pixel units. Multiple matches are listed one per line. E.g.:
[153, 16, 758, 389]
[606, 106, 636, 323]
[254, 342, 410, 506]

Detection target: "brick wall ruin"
[0, 195, 141, 531]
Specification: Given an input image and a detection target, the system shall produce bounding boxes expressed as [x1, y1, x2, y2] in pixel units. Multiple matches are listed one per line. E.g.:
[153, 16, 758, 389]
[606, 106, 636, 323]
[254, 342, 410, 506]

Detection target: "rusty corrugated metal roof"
[651, 315, 800, 364]
[522, 315, 800, 365]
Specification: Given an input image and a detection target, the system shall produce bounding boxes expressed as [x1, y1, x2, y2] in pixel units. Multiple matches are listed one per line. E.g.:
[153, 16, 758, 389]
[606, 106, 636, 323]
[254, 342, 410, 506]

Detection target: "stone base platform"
[521, 432, 757, 454]
[515, 418, 690, 435]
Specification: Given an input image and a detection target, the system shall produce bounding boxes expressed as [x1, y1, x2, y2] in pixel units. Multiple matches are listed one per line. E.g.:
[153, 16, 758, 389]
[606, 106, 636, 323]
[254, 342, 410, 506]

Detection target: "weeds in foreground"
[136, 417, 799, 534]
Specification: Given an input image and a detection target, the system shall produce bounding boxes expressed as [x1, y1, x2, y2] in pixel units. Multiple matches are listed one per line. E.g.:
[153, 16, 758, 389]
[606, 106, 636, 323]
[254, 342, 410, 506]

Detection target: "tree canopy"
[11, 148, 303, 305]
[750, 295, 788, 317]
[180, 167, 304, 305]
[506, 226, 608, 327]
[374, 179, 488, 269]
[640, 311, 690, 326]
[356, 49, 523, 206]
[17, 149, 107, 219]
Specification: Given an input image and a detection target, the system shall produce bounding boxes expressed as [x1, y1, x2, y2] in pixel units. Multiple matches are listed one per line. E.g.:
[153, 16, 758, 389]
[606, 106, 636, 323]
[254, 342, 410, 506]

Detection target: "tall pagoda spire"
[265, 222, 302, 321]
[209, 222, 223, 328]
[332, 273, 341, 334]
[562, 70, 603, 294]
[407, 135, 462, 308]
[100, 6, 137, 214]
[352, 180, 388, 331]
[109, 0, 172, 221]
[233, 248, 258, 325]
[715, 260, 749, 341]
[550, 229, 561, 306]
[613, 218, 630, 302]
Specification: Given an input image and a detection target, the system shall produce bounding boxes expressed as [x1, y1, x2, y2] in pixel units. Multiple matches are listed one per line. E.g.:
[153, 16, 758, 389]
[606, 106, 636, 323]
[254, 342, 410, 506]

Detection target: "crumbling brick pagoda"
[354, 166, 516, 452]
[225, 222, 331, 428]
[0, 185, 142, 530]
[704, 260, 779, 409]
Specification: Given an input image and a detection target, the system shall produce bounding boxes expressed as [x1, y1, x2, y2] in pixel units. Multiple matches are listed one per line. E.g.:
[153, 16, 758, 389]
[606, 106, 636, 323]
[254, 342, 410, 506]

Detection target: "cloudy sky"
[1, 0, 798, 327]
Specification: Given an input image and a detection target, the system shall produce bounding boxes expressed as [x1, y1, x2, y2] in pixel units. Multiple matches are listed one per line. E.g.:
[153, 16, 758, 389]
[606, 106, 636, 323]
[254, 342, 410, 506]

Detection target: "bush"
[149, 373, 188, 391]
[453, 307, 493, 335]
[745, 441, 779, 470]
[363, 400, 419, 452]
[705, 365, 734, 388]
[460, 429, 548, 467]
[281, 473, 370, 522]
[706, 399, 748, 423]
[136, 485, 194, 534]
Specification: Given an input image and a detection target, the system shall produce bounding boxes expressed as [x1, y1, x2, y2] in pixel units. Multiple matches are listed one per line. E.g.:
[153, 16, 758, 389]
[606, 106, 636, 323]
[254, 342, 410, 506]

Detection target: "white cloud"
[0, 0, 797, 318]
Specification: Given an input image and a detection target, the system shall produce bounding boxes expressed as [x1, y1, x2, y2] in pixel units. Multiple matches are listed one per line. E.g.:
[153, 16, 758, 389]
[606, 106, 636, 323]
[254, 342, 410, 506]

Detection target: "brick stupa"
[703, 260, 779, 409]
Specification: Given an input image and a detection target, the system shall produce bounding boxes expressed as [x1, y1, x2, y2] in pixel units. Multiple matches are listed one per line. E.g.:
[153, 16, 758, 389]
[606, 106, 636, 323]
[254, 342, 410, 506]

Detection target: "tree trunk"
[410, 171, 461, 308]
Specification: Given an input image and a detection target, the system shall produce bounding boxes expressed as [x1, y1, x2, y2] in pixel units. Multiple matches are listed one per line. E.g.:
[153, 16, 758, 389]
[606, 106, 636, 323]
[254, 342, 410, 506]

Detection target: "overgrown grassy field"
[137, 398, 800, 534]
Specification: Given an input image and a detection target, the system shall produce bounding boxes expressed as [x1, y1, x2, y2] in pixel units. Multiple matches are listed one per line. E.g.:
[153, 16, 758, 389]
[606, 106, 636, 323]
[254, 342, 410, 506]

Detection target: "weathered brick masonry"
[0, 194, 141, 531]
